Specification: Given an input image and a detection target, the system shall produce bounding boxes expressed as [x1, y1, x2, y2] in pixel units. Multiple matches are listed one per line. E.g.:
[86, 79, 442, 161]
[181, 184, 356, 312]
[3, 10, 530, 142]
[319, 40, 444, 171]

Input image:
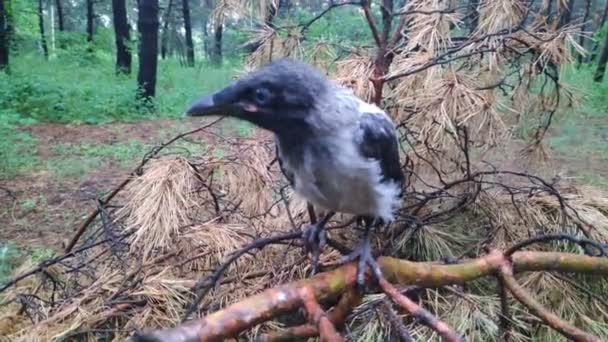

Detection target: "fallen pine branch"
[134, 250, 608, 341]
[64, 117, 225, 253]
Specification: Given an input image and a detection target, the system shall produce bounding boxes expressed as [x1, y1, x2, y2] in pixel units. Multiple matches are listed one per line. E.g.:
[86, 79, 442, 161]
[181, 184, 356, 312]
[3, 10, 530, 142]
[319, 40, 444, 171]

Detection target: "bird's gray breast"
[276, 133, 399, 221]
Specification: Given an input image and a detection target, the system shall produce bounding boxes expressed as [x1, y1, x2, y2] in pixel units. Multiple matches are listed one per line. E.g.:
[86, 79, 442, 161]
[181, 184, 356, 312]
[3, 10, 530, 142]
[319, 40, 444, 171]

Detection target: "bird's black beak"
[185, 91, 234, 117]
[184, 80, 246, 118]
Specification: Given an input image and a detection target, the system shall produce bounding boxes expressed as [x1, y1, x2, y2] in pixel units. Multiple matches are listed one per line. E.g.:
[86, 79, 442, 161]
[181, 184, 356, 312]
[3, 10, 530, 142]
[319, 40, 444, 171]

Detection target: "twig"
[300, 287, 343, 342]
[380, 299, 414, 342]
[259, 287, 361, 341]
[301, 1, 361, 32]
[0, 186, 16, 201]
[377, 277, 463, 342]
[505, 234, 608, 257]
[498, 262, 601, 342]
[182, 230, 302, 321]
[361, 0, 383, 48]
[0, 232, 132, 293]
[497, 277, 511, 342]
[64, 117, 224, 253]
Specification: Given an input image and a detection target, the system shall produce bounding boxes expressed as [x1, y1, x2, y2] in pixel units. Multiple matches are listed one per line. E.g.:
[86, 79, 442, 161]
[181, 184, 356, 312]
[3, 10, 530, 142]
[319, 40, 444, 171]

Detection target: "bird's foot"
[340, 238, 382, 292]
[302, 223, 326, 275]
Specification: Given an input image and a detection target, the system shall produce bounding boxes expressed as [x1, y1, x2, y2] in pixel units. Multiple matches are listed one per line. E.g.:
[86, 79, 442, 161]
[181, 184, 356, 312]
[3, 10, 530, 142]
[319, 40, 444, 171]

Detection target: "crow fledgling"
[185, 59, 404, 288]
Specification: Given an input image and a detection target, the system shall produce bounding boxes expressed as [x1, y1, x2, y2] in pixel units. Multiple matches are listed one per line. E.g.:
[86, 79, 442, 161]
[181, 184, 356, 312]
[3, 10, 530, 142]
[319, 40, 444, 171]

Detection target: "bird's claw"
[339, 239, 382, 292]
[302, 223, 326, 275]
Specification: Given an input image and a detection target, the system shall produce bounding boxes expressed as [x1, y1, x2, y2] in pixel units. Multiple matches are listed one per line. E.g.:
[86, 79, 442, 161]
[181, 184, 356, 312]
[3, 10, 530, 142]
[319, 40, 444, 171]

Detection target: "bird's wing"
[355, 110, 404, 187]
[275, 144, 295, 186]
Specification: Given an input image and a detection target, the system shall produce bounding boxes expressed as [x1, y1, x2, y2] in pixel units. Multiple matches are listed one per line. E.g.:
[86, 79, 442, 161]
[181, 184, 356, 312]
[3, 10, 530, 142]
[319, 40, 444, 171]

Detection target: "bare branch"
[378, 277, 463, 342]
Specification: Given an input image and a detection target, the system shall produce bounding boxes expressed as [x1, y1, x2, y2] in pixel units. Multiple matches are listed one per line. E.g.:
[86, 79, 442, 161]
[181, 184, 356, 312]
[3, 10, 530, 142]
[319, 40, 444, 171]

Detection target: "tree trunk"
[86, 0, 94, 42]
[577, 0, 592, 66]
[468, 0, 479, 33]
[137, 0, 159, 101]
[594, 30, 608, 82]
[54, 0, 64, 31]
[588, 0, 608, 62]
[0, 0, 8, 70]
[160, 0, 173, 59]
[211, 20, 222, 65]
[556, 0, 573, 29]
[541, 0, 553, 19]
[112, 0, 131, 74]
[599, 0, 608, 30]
[202, 10, 209, 59]
[38, 0, 48, 59]
[182, 0, 194, 66]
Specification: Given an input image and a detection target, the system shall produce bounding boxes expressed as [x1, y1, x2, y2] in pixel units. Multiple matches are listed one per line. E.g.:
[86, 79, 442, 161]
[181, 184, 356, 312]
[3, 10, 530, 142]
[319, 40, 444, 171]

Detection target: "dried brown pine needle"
[119, 156, 200, 260]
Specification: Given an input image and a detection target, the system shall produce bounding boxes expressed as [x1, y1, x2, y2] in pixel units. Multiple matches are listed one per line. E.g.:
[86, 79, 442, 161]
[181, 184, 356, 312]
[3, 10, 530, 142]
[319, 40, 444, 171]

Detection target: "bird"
[185, 58, 404, 288]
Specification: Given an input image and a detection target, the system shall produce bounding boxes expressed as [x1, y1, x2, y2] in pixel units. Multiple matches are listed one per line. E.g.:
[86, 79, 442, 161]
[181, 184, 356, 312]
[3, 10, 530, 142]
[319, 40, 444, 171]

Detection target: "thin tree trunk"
[577, 0, 592, 66]
[0, 0, 8, 70]
[38, 0, 49, 59]
[541, 0, 553, 19]
[600, 0, 608, 30]
[112, 0, 131, 74]
[468, 0, 479, 33]
[137, 0, 159, 101]
[182, 0, 194, 66]
[594, 31, 608, 82]
[50, 1, 55, 51]
[160, 0, 173, 59]
[86, 0, 94, 42]
[212, 20, 222, 65]
[54, 0, 64, 31]
[588, 0, 608, 62]
[202, 11, 209, 59]
[556, 0, 573, 29]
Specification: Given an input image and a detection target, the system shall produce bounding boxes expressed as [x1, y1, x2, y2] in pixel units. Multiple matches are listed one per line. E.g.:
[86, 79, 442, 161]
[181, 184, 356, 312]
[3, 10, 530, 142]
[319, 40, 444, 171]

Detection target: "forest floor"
[0, 112, 607, 282]
[0, 118, 256, 271]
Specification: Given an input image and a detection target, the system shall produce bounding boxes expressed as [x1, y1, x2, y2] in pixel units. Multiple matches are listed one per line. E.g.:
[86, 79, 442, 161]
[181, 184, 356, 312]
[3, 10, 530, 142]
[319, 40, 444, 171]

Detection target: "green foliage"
[155, 58, 238, 115]
[9, 0, 39, 51]
[546, 64, 608, 186]
[47, 140, 152, 179]
[0, 54, 237, 125]
[281, 6, 373, 45]
[0, 243, 55, 286]
[0, 243, 21, 285]
[0, 114, 39, 179]
[0, 55, 146, 124]
[53, 140, 150, 163]
[561, 64, 608, 114]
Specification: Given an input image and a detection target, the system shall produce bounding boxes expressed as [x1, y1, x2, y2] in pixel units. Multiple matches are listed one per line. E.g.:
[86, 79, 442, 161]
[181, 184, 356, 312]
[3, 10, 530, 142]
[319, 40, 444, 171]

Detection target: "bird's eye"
[254, 88, 271, 105]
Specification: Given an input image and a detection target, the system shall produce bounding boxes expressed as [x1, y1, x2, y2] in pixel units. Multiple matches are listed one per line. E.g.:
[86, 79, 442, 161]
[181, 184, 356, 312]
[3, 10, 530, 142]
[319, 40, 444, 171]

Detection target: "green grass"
[0, 53, 238, 179]
[0, 54, 237, 125]
[53, 140, 150, 164]
[546, 64, 608, 187]
[0, 243, 56, 286]
[0, 243, 21, 285]
[0, 114, 39, 179]
[47, 140, 152, 179]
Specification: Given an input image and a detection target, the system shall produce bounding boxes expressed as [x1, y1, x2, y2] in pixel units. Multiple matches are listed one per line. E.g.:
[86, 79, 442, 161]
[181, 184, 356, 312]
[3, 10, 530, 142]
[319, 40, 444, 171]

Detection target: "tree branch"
[378, 277, 463, 341]
[136, 251, 608, 341]
[361, 0, 383, 48]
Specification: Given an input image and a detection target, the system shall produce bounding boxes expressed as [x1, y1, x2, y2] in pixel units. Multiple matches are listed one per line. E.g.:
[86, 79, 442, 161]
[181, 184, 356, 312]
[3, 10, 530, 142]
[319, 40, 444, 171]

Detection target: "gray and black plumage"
[185, 59, 404, 287]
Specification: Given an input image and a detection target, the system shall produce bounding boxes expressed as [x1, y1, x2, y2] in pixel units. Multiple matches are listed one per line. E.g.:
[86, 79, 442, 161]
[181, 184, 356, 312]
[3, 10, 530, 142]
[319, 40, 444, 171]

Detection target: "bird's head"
[185, 59, 329, 133]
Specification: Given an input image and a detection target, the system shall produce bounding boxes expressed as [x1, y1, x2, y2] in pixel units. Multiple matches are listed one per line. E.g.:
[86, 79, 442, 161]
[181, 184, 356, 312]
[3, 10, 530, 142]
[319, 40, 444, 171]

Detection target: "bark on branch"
[135, 250, 608, 341]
